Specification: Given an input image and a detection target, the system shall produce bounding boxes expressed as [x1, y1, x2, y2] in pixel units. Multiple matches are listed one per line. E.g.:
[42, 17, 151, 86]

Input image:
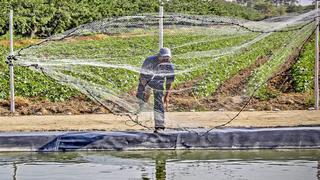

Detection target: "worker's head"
[158, 47, 171, 63]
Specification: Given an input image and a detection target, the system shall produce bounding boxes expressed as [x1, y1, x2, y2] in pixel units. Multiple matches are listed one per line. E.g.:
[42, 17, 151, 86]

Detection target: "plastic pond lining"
[0, 127, 319, 152]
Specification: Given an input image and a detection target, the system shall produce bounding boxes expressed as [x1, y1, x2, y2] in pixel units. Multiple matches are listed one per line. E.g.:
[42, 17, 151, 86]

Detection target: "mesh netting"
[14, 9, 318, 130]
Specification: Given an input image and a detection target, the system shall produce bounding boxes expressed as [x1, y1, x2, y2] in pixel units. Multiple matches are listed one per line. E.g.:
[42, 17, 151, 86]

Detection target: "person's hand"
[163, 95, 169, 111]
[140, 78, 148, 86]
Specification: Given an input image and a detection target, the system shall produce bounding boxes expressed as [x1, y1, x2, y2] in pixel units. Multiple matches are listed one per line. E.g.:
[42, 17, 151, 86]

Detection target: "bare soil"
[0, 110, 319, 132]
[0, 96, 109, 116]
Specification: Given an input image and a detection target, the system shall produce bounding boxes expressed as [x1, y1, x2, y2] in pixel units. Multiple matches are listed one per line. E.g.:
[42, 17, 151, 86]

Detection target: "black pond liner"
[0, 127, 319, 152]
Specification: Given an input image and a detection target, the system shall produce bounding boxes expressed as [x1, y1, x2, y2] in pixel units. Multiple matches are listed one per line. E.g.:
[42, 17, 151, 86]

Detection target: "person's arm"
[164, 64, 174, 110]
[136, 59, 150, 100]
[164, 82, 172, 109]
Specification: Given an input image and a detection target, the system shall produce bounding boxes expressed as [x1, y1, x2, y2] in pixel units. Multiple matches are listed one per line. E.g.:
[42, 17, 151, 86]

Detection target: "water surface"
[0, 150, 319, 180]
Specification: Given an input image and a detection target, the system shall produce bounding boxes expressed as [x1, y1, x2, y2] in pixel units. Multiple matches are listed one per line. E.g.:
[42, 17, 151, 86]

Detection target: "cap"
[159, 47, 172, 58]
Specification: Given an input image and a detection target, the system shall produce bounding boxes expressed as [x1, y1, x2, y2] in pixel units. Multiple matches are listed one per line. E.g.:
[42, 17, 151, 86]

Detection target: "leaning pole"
[316, 1, 319, 110]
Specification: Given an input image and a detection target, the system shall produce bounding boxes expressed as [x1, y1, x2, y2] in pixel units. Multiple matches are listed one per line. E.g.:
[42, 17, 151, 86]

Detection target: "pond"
[0, 150, 319, 180]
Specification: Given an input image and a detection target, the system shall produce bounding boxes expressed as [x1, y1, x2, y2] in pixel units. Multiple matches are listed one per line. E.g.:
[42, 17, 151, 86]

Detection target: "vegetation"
[0, 39, 78, 101]
[6, 26, 309, 101]
[247, 25, 313, 99]
[235, 0, 312, 15]
[0, 0, 315, 107]
[200, 30, 305, 97]
[19, 29, 258, 99]
[291, 36, 315, 92]
[0, 0, 264, 38]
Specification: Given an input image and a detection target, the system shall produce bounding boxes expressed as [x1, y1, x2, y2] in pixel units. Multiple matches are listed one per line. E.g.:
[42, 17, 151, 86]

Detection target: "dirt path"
[0, 110, 319, 132]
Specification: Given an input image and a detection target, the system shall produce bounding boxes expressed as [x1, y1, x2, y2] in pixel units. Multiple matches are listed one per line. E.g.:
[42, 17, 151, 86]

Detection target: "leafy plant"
[291, 36, 315, 92]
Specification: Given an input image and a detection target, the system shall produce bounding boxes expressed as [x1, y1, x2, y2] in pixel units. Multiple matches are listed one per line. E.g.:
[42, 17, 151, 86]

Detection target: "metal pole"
[9, 10, 15, 113]
[315, 1, 319, 110]
[159, 0, 164, 49]
[315, 1, 320, 110]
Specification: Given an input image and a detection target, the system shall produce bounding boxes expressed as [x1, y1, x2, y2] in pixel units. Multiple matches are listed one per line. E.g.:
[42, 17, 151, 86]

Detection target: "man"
[136, 47, 174, 133]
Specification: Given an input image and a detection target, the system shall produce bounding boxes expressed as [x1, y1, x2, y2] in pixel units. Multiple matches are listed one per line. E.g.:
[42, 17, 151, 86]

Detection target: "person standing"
[136, 48, 174, 133]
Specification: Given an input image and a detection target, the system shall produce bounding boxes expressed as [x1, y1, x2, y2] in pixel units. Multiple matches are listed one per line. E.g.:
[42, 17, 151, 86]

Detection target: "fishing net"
[13, 6, 318, 130]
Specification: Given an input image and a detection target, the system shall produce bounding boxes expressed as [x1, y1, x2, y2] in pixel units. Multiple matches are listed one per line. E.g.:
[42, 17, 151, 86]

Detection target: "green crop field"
[0, 0, 316, 114]
[0, 39, 79, 101]
[0, 23, 315, 105]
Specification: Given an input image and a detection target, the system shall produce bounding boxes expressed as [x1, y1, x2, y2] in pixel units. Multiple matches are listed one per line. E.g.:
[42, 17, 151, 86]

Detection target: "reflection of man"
[155, 153, 167, 180]
[136, 48, 174, 133]
[141, 152, 167, 180]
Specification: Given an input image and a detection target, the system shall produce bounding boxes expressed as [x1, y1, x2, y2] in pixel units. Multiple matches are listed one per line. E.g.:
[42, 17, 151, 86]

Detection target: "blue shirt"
[140, 55, 175, 90]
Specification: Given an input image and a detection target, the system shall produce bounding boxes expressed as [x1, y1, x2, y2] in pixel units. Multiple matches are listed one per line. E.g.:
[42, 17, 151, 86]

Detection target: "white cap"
[159, 47, 172, 58]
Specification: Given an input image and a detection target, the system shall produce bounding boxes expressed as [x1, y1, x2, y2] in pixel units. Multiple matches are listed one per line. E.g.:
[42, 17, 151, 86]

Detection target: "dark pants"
[137, 82, 164, 128]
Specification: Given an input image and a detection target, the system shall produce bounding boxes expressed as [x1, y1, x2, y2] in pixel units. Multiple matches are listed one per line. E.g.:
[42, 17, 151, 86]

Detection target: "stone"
[35, 112, 43, 116]
[286, 99, 295, 104]
[40, 108, 49, 115]
[231, 96, 242, 104]
[2, 112, 10, 116]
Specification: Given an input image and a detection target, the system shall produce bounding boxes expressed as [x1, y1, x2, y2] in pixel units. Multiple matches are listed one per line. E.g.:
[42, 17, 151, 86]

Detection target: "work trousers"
[137, 82, 165, 128]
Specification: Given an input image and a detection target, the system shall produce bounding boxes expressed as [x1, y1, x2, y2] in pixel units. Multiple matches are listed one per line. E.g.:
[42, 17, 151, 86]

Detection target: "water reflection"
[318, 161, 320, 180]
[12, 162, 17, 180]
[1, 150, 320, 180]
[155, 153, 167, 180]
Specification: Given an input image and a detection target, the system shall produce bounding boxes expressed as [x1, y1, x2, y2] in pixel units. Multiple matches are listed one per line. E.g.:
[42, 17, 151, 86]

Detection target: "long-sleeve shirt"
[140, 55, 175, 90]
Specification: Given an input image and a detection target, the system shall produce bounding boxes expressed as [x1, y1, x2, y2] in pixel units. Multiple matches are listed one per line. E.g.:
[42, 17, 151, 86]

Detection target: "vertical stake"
[9, 10, 15, 113]
[159, 0, 164, 49]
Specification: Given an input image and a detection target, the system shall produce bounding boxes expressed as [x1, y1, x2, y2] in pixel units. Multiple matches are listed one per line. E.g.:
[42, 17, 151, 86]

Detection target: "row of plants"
[22, 28, 257, 99]
[246, 25, 314, 99]
[193, 31, 295, 97]
[20, 26, 305, 100]
[291, 36, 315, 93]
[0, 25, 314, 103]
[0, 40, 78, 101]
